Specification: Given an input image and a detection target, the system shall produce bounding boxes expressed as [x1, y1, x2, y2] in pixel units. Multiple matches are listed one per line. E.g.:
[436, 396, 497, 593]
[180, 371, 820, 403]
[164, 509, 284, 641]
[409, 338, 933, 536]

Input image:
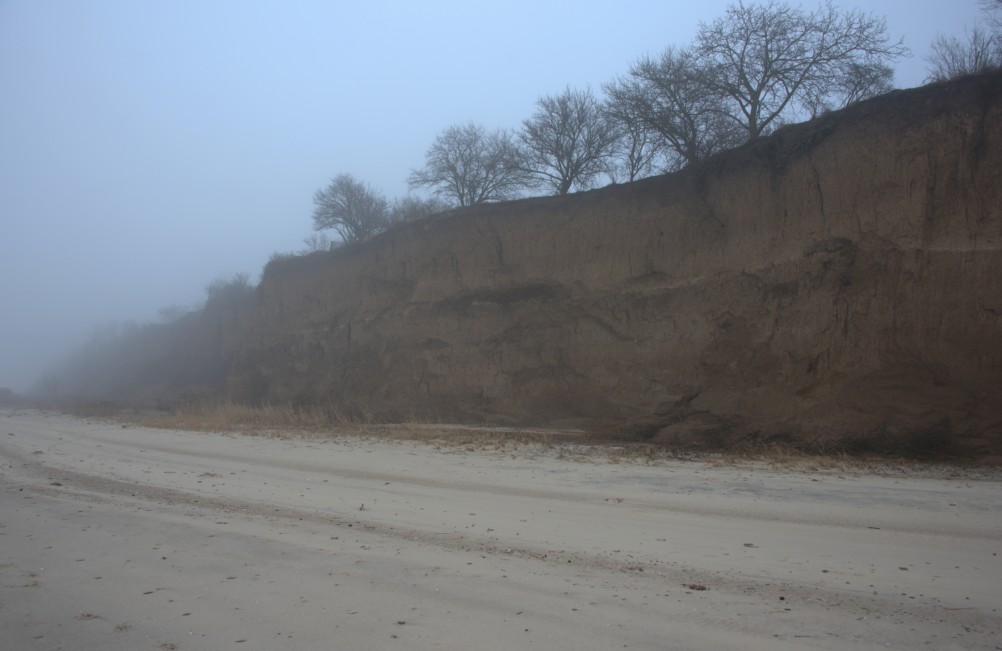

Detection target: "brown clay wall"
[240, 72, 1002, 451]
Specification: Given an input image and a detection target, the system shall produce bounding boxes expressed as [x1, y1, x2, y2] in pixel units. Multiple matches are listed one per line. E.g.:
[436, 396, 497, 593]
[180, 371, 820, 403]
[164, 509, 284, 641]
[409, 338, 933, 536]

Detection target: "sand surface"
[1, 410, 1000, 650]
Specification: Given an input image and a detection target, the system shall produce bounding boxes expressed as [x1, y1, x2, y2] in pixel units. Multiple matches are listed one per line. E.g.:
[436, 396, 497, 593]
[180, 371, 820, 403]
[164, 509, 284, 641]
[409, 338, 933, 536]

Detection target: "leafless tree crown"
[312, 173, 389, 244]
[695, 0, 907, 139]
[926, 27, 1001, 82]
[390, 195, 451, 223]
[320, 1, 918, 213]
[925, 0, 1001, 82]
[605, 47, 741, 170]
[603, 1, 905, 174]
[519, 87, 621, 194]
[408, 123, 530, 206]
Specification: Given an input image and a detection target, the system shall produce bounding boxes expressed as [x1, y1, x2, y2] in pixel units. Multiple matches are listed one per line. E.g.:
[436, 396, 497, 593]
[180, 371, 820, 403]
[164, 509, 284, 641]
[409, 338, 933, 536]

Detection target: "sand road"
[1, 410, 999, 650]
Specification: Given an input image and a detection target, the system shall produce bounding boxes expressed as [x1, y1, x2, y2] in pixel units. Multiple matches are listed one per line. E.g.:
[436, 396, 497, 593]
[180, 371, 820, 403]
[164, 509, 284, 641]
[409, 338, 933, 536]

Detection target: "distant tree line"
[306, 0, 1000, 247]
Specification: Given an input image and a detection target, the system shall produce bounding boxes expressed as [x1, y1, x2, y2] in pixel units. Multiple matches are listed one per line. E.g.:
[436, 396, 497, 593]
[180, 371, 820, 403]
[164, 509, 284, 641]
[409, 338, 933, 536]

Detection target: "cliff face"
[239, 72, 1002, 451]
[44, 291, 256, 407]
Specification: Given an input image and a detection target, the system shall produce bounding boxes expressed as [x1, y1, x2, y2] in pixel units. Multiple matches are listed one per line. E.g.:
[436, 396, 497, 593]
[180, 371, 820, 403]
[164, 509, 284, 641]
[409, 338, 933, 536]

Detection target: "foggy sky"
[0, 0, 985, 392]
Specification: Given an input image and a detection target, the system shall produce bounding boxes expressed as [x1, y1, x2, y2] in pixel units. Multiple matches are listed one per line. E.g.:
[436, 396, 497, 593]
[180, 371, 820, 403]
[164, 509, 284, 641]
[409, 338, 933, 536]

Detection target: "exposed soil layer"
[238, 72, 1001, 453]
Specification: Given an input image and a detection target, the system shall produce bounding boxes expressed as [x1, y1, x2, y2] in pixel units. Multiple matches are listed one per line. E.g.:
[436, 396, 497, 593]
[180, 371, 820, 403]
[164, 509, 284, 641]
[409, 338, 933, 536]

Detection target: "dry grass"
[131, 400, 569, 451]
[67, 400, 998, 476]
[138, 399, 355, 432]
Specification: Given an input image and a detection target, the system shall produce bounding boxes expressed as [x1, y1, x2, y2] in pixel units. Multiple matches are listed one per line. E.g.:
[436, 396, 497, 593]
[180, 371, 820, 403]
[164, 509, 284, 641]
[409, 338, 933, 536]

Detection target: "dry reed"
[57, 400, 998, 476]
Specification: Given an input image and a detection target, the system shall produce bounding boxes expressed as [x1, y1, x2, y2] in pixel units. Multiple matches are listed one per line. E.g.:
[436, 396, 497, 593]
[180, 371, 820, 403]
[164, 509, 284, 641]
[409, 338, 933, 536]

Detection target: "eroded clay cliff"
[237, 72, 1001, 452]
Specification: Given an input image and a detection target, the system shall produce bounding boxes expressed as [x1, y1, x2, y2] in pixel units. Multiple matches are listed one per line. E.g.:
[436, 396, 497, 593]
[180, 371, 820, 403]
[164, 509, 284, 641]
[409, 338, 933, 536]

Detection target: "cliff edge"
[238, 72, 1001, 453]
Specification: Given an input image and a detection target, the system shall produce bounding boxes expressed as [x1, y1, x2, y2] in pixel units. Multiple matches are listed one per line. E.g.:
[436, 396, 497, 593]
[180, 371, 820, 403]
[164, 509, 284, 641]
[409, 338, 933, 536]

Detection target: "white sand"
[1, 410, 1000, 650]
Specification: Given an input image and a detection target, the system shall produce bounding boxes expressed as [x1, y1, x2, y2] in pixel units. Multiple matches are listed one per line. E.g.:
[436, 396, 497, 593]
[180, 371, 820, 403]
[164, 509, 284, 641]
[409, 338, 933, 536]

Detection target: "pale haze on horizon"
[0, 0, 987, 392]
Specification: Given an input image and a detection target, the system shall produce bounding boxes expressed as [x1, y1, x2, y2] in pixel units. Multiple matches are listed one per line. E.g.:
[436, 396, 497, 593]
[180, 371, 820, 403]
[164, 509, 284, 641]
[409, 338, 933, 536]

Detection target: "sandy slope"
[1, 410, 999, 650]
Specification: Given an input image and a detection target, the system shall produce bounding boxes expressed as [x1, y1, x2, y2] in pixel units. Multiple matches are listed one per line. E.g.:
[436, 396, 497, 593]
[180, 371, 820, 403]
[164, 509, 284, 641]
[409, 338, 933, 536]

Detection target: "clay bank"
[61, 72, 1002, 456]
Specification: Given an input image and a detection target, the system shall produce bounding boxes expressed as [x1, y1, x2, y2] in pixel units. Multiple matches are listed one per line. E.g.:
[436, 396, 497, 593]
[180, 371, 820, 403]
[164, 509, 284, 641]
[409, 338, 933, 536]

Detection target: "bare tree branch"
[389, 195, 451, 223]
[802, 60, 894, 117]
[602, 94, 670, 182]
[519, 87, 621, 194]
[981, 0, 1002, 31]
[925, 26, 1001, 82]
[312, 173, 389, 244]
[301, 232, 334, 253]
[695, 0, 908, 140]
[605, 47, 741, 167]
[408, 123, 530, 206]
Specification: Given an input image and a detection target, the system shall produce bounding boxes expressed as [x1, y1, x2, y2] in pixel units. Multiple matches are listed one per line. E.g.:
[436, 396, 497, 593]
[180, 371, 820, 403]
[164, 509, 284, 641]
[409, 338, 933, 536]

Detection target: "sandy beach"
[1, 409, 999, 650]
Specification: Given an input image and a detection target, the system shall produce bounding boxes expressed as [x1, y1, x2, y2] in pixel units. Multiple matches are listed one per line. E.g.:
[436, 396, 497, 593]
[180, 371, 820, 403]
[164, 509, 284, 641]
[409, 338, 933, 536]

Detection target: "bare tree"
[982, 0, 1002, 30]
[603, 101, 669, 182]
[802, 60, 894, 117]
[605, 47, 741, 169]
[301, 232, 334, 253]
[925, 26, 1001, 81]
[409, 123, 530, 206]
[312, 173, 389, 244]
[695, 0, 908, 140]
[389, 195, 451, 222]
[519, 87, 621, 194]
